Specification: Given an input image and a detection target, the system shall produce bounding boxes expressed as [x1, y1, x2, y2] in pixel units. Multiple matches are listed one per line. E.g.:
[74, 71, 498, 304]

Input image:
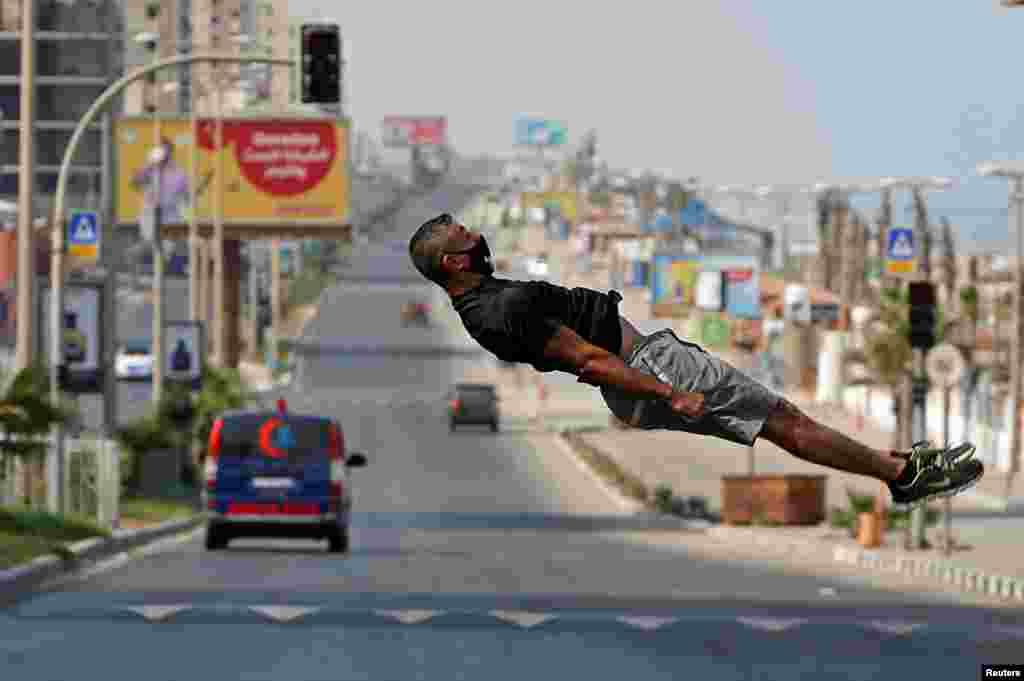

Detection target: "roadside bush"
[0, 506, 109, 541]
[829, 488, 938, 536]
[115, 413, 177, 496]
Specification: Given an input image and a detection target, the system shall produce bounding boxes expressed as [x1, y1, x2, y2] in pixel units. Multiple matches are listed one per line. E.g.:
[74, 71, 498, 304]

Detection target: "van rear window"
[218, 415, 333, 460]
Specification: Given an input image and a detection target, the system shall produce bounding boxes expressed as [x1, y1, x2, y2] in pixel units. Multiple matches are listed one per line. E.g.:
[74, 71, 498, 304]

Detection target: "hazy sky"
[290, 1, 1024, 253]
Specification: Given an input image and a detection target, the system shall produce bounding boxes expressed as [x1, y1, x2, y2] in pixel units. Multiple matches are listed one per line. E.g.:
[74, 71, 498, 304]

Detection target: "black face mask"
[446, 235, 494, 276]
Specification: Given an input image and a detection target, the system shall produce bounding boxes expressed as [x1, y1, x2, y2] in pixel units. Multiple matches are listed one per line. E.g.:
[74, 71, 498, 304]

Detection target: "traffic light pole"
[907, 281, 937, 550]
[909, 350, 929, 549]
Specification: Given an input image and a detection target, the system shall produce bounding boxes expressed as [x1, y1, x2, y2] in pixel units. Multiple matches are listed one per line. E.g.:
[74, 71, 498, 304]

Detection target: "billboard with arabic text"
[115, 117, 350, 228]
[381, 116, 447, 147]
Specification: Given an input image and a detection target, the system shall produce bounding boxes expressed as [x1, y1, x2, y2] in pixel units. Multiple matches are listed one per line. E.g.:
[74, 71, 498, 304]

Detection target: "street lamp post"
[977, 161, 1024, 507]
[47, 52, 294, 513]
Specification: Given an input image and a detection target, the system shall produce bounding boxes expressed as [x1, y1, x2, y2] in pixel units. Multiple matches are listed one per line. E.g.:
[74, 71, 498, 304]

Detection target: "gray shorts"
[600, 329, 782, 446]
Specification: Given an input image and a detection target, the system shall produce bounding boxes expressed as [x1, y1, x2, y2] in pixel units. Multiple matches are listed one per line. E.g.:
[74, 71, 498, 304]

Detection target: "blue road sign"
[886, 226, 916, 275]
[67, 211, 100, 261]
[887, 227, 915, 260]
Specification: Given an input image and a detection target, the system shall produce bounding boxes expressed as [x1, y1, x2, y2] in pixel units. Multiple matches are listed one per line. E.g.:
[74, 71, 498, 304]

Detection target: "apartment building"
[121, 0, 293, 120]
[0, 0, 123, 216]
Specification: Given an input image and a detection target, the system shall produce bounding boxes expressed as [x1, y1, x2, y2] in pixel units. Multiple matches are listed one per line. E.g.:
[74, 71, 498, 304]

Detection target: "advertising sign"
[520, 191, 578, 221]
[515, 116, 568, 147]
[811, 303, 841, 324]
[651, 254, 701, 317]
[115, 117, 351, 228]
[704, 255, 761, 320]
[701, 314, 731, 349]
[164, 320, 204, 389]
[381, 116, 447, 148]
[695, 270, 723, 311]
[38, 280, 105, 393]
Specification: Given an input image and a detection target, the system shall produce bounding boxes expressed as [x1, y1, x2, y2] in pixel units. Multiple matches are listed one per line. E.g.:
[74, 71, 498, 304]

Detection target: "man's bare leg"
[757, 399, 907, 482]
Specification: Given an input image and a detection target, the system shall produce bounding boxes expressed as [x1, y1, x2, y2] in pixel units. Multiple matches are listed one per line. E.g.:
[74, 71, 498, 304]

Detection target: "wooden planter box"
[721, 475, 826, 526]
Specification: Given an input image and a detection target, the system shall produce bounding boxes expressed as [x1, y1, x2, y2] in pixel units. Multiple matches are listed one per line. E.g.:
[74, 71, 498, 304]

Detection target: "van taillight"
[328, 423, 344, 497]
[205, 419, 224, 491]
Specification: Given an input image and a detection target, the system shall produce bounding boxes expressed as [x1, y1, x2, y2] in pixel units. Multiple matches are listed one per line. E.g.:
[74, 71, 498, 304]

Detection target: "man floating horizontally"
[408, 213, 983, 510]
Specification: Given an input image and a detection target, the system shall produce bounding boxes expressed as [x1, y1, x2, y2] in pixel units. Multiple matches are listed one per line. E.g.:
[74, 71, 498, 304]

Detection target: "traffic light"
[301, 23, 340, 105]
[908, 281, 937, 350]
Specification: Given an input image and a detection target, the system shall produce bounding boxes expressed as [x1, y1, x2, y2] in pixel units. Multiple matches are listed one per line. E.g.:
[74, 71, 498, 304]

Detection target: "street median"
[0, 515, 205, 604]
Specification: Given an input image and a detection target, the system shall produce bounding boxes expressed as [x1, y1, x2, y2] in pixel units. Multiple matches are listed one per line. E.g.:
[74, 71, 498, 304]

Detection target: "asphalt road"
[8, 184, 1023, 679]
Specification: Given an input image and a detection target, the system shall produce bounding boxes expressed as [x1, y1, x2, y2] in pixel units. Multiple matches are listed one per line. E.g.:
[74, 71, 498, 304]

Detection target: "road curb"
[0, 515, 205, 602]
[706, 525, 1024, 603]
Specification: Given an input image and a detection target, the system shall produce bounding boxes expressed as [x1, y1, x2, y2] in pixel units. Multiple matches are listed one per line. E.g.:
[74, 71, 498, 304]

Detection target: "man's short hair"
[408, 213, 453, 285]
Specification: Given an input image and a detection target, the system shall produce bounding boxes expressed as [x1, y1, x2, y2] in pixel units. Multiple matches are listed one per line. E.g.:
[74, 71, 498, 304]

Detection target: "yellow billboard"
[116, 117, 350, 227]
[520, 191, 578, 222]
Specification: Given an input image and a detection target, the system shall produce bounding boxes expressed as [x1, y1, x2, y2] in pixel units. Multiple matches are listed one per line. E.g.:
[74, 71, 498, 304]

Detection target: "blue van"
[202, 399, 368, 553]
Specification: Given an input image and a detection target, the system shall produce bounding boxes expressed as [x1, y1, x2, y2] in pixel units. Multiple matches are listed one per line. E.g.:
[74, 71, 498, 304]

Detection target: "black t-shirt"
[451, 277, 623, 372]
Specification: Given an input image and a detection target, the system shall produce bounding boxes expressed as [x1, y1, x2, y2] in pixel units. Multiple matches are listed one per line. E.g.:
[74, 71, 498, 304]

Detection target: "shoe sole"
[890, 467, 985, 512]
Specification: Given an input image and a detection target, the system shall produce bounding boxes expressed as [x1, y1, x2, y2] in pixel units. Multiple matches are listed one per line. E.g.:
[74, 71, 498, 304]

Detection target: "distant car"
[202, 399, 368, 552]
[448, 383, 500, 432]
[115, 339, 153, 381]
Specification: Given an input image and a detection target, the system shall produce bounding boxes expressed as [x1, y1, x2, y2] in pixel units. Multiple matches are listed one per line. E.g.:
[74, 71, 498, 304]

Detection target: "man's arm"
[540, 324, 697, 408]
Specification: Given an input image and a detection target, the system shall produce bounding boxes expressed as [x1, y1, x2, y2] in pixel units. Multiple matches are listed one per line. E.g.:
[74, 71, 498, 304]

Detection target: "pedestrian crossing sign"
[885, 226, 916, 275]
[67, 211, 100, 263]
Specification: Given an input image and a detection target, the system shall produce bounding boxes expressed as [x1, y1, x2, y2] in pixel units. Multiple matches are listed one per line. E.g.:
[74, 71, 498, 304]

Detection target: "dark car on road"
[448, 383, 500, 433]
[202, 399, 368, 553]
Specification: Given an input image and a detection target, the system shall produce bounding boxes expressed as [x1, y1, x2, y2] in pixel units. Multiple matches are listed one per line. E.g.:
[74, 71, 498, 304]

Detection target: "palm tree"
[0, 364, 77, 508]
[940, 217, 958, 306]
[912, 187, 933, 280]
[816, 189, 837, 291]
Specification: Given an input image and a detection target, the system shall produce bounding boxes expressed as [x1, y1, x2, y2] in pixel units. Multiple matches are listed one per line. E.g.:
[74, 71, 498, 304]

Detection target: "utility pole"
[150, 112, 166, 405]
[211, 78, 225, 367]
[188, 76, 202, 328]
[15, 0, 35, 373]
[908, 280, 938, 550]
[269, 238, 281, 371]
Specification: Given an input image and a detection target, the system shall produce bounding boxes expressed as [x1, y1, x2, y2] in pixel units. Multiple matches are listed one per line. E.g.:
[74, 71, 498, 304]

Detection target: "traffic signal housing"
[301, 23, 341, 105]
[908, 281, 937, 350]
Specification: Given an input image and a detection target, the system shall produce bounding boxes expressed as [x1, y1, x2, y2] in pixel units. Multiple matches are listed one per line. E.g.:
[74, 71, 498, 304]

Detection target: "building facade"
[121, 0, 293, 122]
[0, 0, 124, 218]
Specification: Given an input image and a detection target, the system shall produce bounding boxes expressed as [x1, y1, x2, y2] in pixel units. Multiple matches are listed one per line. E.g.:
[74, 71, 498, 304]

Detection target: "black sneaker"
[889, 441, 983, 510]
[896, 440, 977, 467]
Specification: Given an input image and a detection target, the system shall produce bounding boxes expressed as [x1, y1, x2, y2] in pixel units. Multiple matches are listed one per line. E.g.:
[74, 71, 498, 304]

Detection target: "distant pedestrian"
[408, 213, 984, 511]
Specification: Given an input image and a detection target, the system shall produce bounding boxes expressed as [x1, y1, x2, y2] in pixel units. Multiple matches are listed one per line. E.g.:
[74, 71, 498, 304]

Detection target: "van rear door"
[215, 414, 333, 500]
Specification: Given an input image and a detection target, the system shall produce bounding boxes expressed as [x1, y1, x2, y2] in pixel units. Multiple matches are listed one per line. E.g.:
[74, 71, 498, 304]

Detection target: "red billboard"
[381, 116, 447, 148]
